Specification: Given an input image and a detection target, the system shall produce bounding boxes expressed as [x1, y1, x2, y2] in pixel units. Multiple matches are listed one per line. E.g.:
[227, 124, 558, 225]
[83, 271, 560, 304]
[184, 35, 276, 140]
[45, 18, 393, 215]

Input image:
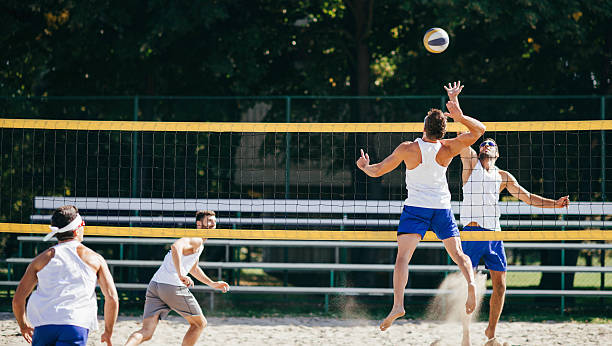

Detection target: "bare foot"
[379, 308, 405, 331]
[465, 282, 476, 314]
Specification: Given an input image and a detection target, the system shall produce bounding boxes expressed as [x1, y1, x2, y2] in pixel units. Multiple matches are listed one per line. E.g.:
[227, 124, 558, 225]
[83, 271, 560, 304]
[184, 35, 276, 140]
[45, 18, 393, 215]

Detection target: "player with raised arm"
[356, 81, 486, 331]
[450, 83, 570, 345]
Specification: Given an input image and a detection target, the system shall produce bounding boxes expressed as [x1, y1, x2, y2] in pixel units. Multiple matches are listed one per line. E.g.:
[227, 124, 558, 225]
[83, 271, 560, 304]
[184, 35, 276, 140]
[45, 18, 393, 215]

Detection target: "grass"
[489, 272, 612, 289]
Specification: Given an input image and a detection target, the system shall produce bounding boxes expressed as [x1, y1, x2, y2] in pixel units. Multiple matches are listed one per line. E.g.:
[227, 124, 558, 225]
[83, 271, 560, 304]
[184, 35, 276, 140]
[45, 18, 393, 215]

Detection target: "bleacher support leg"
[325, 270, 334, 313]
[561, 244, 565, 316]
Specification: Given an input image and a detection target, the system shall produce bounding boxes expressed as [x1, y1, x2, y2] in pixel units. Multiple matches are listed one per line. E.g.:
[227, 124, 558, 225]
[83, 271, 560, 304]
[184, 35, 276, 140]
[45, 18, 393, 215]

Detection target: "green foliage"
[1, 1, 610, 99]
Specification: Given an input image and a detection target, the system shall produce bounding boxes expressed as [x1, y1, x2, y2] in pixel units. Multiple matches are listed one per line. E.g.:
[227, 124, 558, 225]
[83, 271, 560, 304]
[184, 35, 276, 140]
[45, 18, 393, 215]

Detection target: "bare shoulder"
[31, 247, 56, 270]
[498, 169, 514, 181]
[188, 237, 204, 248]
[76, 244, 105, 270]
[439, 138, 457, 148]
[437, 139, 456, 154]
[397, 141, 417, 152]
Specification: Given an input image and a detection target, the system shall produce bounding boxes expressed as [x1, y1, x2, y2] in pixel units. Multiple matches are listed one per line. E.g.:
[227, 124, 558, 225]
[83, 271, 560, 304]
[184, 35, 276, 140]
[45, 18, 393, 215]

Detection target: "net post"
[210, 292, 215, 311]
[325, 270, 333, 313]
[601, 95, 606, 201]
[561, 246, 565, 316]
[131, 96, 140, 221]
[285, 96, 291, 199]
[601, 96, 606, 292]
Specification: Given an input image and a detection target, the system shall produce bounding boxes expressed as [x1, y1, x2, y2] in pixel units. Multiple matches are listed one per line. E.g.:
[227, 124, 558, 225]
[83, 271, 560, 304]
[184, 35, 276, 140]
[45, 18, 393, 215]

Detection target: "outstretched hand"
[356, 149, 370, 171]
[444, 81, 464, 100]
[554, 195, 570, 208]
[212, 281, 230, 293]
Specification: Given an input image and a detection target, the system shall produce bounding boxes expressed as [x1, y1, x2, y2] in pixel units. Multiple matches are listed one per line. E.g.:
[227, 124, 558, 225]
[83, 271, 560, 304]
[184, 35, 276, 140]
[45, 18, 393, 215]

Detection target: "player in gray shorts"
[142, 281, 204, 319]
[125, 210, 230, 346]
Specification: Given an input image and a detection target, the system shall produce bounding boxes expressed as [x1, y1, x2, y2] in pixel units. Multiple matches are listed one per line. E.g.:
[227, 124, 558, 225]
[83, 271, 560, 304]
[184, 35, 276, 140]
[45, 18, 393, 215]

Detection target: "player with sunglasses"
[449, 85, 570, 345]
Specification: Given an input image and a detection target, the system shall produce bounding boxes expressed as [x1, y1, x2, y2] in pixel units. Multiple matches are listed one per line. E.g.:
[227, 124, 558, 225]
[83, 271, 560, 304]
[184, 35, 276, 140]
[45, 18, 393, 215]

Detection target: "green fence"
[1, 95, 611, 315]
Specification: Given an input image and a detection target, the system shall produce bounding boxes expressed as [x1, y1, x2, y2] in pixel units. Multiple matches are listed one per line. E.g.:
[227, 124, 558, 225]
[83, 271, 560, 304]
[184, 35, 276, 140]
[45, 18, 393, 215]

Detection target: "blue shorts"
[461, 226, 507, 272]
[32, 324, 89, 346]
[397, 205, 459, 240]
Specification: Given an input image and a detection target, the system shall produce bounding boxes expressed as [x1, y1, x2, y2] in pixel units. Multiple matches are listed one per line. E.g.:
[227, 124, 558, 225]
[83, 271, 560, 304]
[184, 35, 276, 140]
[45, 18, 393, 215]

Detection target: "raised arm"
[95, 254, 118, 345]
[445, 82, 478, 182]
[437, 101, 486, 165]
[500, 170, 570, 208]
[189, 262, 230, 292]
[356, 142, 412, 177]
[459, 144, 478, 185]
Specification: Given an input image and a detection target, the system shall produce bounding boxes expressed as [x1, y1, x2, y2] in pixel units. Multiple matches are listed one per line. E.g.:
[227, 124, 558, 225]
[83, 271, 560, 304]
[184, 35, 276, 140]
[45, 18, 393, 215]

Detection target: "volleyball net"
[0, 118, 611, 241]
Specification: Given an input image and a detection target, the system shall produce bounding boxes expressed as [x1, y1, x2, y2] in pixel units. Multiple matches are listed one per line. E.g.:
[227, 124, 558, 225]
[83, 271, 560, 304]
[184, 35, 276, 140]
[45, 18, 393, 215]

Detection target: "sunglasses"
[480, 141, 497, 147]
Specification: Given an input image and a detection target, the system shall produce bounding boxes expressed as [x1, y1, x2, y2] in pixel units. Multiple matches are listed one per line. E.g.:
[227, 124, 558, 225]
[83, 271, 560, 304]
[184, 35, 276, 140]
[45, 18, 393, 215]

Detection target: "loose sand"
[2, 272, 607, 346]
[1, 312, 610, 345]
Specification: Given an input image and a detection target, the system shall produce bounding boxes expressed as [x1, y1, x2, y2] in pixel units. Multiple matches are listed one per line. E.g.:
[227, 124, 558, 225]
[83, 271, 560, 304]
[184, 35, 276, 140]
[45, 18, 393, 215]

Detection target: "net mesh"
[1, 118, 611, 240]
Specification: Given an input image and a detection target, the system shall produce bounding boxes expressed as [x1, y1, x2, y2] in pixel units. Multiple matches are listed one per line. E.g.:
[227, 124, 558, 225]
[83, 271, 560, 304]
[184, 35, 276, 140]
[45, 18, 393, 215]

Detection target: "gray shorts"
[143, 281, 203, 320]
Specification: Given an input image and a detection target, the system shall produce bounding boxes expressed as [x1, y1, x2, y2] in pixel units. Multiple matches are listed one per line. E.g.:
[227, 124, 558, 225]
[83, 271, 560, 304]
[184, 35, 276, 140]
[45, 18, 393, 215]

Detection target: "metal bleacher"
[1, 196, 611, 312]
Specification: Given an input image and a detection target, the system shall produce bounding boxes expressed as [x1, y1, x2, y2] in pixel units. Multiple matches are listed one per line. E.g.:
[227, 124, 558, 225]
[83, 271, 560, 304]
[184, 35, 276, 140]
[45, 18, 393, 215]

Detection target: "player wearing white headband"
[12, 205, 118, 345]
[126, 210, 230, 346]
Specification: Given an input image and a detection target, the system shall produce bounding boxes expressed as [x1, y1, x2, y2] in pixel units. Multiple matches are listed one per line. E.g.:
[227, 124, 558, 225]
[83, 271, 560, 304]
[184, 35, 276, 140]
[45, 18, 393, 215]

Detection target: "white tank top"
[151, 244, 203, 286]
[460, 160, 502, 231]
[26, 241, 98, 330]
[403, 138, 452, 209]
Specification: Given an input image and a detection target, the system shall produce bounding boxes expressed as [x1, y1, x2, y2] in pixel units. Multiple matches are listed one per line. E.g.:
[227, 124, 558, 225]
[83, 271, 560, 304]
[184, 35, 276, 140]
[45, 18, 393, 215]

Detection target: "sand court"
[0, 312, 610, 345]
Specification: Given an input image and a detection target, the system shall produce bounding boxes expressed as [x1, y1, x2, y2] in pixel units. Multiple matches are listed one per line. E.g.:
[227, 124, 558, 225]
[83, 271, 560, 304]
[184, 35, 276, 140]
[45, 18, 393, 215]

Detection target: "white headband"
[44, 214, 84, 241]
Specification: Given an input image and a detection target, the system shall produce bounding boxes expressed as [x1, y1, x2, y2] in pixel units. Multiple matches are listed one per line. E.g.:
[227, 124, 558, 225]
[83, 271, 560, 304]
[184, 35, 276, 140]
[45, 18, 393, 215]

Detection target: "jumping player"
[356, 81, 486, 331]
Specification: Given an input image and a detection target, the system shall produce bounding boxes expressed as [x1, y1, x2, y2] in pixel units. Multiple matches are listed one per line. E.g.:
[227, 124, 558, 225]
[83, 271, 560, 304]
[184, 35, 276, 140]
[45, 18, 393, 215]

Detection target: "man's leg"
[442, 237, 476, 314]
[462, 307, 472, 346]
[460, 240, 482, 346]
[181, 315, 207, 346]
[125, 312, 161, 346]
[380, 233, 420, 331]
[485, 270, 506, 340]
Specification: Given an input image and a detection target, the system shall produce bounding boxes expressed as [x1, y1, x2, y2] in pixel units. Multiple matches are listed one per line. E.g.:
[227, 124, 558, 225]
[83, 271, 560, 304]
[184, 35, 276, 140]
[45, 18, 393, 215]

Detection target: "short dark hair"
[424, 109, 447, 140]
[196, 210, 215, 222]
[51, 205, 79, 241]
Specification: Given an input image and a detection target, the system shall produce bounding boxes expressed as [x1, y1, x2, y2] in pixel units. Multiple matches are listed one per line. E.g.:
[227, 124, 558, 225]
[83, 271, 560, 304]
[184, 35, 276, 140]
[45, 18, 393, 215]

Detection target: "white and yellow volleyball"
[423, 28, 449, 53]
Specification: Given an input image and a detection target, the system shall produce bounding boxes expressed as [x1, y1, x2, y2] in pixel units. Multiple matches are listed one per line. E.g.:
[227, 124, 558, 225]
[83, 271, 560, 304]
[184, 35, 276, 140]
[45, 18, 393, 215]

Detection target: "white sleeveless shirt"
[460, 160, 502, 231]
[151, 244, 203, 286]
[403, 138, 452, 209]
[26, 240, 98, 330]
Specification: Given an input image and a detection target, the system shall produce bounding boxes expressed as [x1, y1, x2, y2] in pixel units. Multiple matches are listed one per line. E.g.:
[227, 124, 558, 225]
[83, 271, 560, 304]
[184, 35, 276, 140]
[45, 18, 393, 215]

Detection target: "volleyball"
[423, 27, 449, 53]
